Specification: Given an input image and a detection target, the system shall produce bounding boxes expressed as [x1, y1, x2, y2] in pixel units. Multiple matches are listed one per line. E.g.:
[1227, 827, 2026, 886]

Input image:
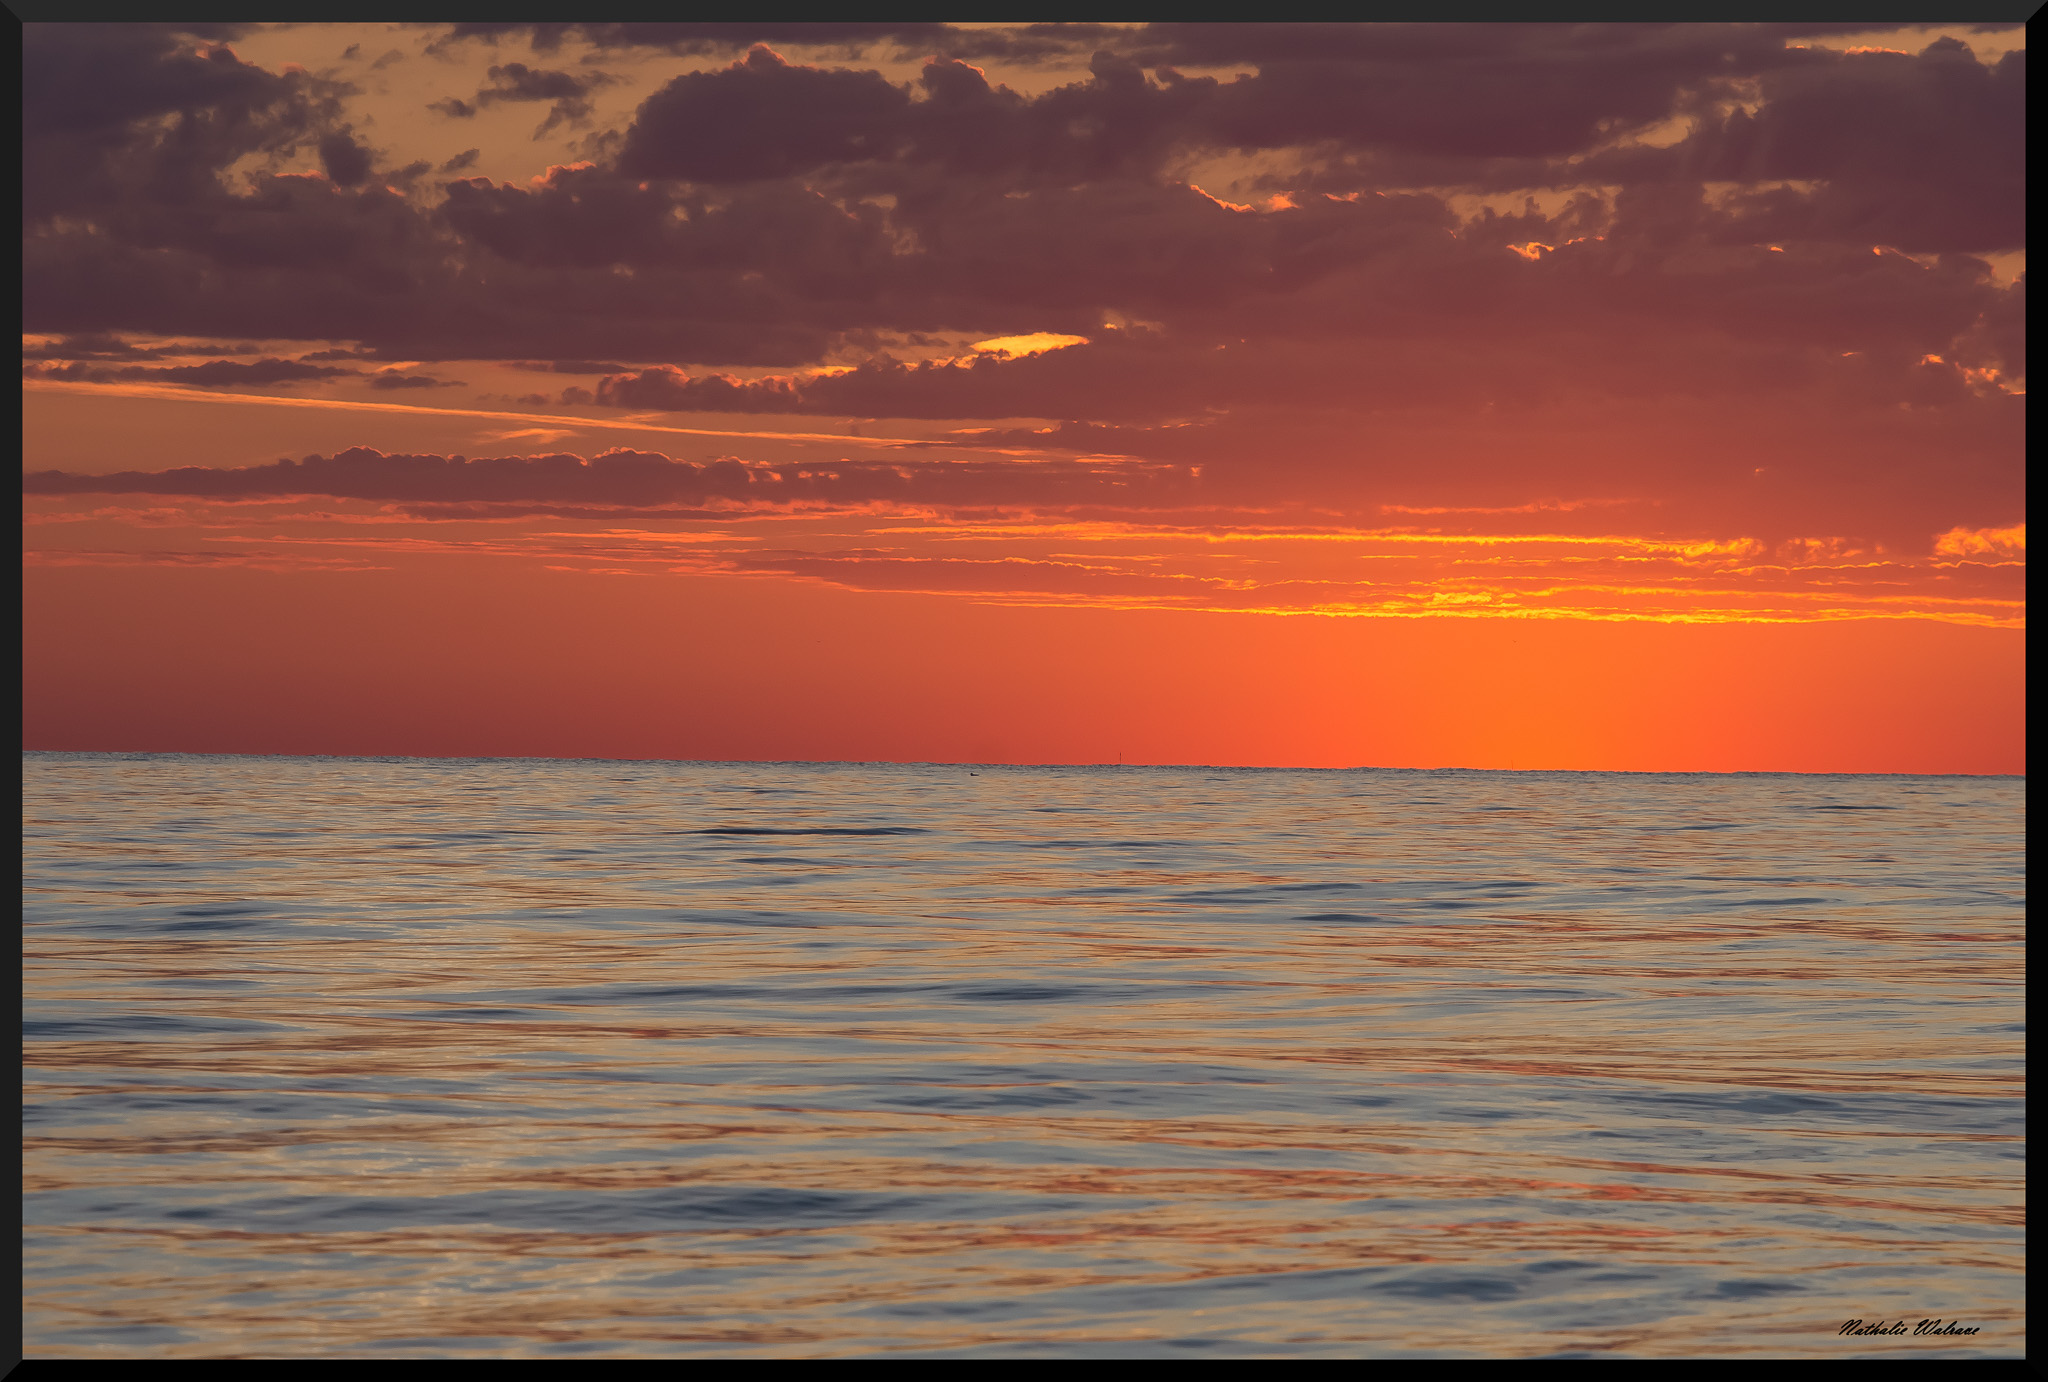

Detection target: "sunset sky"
[22, 23, 2026, 771]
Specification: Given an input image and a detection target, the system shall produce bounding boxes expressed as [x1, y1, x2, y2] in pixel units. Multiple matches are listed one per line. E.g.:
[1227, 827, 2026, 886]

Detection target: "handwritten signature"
[1839, 1319, 1980, 1337]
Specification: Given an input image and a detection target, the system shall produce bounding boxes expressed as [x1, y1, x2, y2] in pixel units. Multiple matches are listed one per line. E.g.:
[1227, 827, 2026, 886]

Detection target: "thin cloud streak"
[23, 378, 958, 450]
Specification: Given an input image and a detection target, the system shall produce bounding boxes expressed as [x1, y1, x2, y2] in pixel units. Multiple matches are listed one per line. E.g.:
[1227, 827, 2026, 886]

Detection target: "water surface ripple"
[21, 754, 2025, 1357]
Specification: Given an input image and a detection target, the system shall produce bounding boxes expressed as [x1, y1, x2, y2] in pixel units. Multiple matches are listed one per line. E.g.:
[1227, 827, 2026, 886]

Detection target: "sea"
[21, 751, 2025, 1358]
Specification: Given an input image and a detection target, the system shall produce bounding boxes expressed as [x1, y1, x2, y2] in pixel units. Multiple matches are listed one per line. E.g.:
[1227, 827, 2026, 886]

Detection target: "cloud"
[20, 446, 1194, 515]
[971, 333, 1090, 357]
[591, 31, 2028, 226]
[23, 546, 389, 572]
[588, 344, 1223, 422]
[24, 357, 355, 386]
[1634, 38, 2025, 253]
[367, 372, 464, 390]
[21, 376, 960, 448]
[23, 24, 327, 223]
[317, 131, 374, 187]
[478, 63, 606, 106]
[22, 332, 174, 361]
[1933, 523, 2025, 559]
[619, 46, 911, 182]
[16, 22, 2024, 579]
[439, 22, 982, 59]
[513, 359, 640, 375]
[24, 448, 2023, 626]
[438, 62, 622, 138]
[23, 28, 2024, 369]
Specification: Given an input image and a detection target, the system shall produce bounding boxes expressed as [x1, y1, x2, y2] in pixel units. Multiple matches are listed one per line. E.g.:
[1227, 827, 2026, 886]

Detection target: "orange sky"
[21, 23, 2027, 771]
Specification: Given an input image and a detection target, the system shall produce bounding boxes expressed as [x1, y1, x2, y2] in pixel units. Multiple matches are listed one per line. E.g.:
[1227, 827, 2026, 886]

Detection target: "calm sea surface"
[21, 752, 2025, 1358]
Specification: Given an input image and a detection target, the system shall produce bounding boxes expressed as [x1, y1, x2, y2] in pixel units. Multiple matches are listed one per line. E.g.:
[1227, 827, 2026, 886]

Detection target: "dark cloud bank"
[20, 22, 2027, 541]
[21, 447, 1195, 517]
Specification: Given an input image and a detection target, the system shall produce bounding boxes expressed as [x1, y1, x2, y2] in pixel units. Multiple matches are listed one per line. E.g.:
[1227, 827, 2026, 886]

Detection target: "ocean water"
[21, 752, 2025, 1358]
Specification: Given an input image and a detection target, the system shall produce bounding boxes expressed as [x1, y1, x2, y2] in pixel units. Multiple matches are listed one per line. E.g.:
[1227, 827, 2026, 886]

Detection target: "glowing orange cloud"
[970, 334, 1091, 358]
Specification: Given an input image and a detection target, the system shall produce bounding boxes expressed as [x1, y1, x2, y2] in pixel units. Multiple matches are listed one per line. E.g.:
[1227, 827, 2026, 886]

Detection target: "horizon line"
[18, 748, 2022, 778]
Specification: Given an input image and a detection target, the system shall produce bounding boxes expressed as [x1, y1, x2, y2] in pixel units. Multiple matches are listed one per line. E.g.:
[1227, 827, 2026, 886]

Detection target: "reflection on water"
[22, 754, 2024, 1357]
